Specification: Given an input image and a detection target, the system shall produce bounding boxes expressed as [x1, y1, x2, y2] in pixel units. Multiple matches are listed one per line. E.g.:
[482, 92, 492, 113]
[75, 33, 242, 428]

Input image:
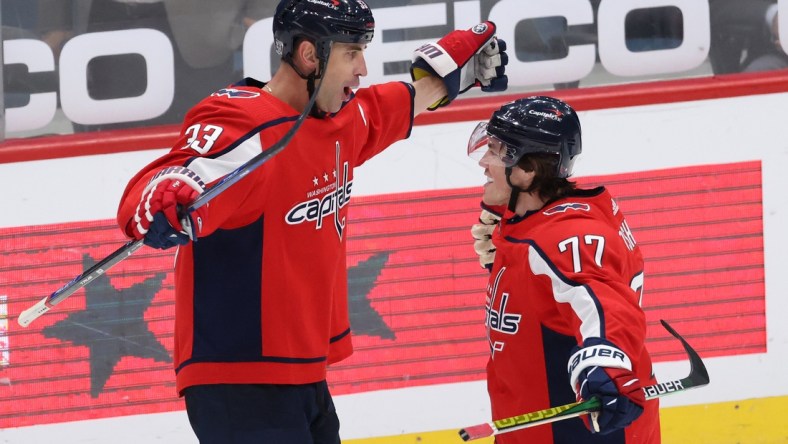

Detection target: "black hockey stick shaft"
[18, 79, 323, 328]
[459, 320, 710, 441]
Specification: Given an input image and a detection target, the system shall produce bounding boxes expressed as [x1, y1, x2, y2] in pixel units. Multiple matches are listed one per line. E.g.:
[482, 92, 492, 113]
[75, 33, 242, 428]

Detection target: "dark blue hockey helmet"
[468, 96, 582, 178]
[274, 0, 375, 65]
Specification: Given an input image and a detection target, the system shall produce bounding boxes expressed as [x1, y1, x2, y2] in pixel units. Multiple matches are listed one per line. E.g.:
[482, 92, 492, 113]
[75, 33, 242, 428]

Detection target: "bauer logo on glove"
[411, 21, 509, 110]
[569, 338, 645, 435]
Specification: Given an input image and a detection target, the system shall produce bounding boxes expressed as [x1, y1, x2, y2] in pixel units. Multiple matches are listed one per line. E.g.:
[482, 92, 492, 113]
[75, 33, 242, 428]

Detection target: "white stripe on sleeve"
[187, 133, 264, 183]
[528, 245, 602, 341]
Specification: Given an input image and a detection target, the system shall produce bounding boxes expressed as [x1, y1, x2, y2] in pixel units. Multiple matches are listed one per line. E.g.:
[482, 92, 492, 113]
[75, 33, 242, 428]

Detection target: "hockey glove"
[411, 21, 508, 110]
[129, 167, 207, 250]
[568, 338, 645, 434]
[471, 208, 500, 271]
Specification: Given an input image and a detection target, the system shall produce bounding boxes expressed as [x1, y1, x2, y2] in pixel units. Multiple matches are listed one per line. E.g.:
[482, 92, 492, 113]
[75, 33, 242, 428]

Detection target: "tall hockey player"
[468, 97, 660, 443]
[115, 0, 507, 442]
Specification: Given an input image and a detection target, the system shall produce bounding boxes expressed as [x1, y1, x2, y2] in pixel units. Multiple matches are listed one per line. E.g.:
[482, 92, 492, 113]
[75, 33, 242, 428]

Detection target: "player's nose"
[356, 52, 368, 77]
[478, 149, 495, 168]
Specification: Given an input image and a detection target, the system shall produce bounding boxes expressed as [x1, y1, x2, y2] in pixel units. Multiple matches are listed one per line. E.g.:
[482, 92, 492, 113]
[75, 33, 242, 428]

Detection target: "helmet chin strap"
[505, 167, 523, 213]
[305, 73, 325, 118]
[285, 52, 329, 118]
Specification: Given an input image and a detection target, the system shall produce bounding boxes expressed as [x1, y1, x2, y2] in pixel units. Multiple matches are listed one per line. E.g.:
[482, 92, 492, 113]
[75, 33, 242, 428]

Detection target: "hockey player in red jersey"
[469, 97, 660, 443]
[115, 0, 507, 442]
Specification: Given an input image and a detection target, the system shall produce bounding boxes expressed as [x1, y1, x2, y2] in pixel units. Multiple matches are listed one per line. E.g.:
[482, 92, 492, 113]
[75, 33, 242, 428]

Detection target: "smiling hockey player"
[469, 96, 660, 443]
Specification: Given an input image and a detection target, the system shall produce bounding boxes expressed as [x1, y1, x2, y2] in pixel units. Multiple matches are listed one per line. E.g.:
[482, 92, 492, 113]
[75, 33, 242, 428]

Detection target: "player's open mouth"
[343, 87, 352, 102]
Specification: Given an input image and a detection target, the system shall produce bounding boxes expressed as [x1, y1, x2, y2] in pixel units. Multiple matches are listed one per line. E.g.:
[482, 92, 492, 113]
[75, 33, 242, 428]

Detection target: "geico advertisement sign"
[4, 0, 788, 133]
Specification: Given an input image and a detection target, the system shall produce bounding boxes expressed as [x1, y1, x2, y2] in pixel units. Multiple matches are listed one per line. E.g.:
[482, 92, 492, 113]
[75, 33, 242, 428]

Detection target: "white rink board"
[1, 92, 787, 442]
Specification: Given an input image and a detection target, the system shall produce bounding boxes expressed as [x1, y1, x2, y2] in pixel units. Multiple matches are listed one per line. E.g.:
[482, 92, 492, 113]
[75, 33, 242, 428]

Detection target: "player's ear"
[294, 40, 319, 72]
[512, 168, 536, 189]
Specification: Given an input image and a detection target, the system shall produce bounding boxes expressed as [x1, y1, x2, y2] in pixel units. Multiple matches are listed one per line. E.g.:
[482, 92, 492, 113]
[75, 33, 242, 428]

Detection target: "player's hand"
[411, 21, 508, 110]
[471, 208, 500, 271]
[568, 339, 645, 434]
[129, 167, 207, 250]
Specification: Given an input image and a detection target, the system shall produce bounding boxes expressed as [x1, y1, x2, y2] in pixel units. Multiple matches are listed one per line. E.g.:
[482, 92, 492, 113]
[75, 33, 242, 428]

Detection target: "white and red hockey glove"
[568, 338, 645, 434]
[128, 166, 207, 250]
[471, 208, 501, 271]
[411, 21, 508, 110]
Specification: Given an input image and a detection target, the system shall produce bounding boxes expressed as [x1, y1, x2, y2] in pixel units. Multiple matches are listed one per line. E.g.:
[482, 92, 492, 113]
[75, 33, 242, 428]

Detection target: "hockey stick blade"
[458, 320, 710, 441]
[18, 78, 324, 328]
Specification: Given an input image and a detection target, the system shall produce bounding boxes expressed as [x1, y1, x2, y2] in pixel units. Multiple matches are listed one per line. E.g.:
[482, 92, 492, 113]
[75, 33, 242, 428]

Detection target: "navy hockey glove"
[129, 167, 207, 250]
[471, 208, 500, 271]
[568, 338, 645, 434]
[411, 21, 508, 110]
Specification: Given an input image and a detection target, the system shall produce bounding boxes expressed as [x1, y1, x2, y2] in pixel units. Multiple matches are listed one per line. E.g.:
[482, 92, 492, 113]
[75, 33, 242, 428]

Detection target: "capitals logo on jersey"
[543, 202, 591, 216]
[211, 88, 261, 99]
[485, 267, 522, 358]
[285, 141, 352, 239]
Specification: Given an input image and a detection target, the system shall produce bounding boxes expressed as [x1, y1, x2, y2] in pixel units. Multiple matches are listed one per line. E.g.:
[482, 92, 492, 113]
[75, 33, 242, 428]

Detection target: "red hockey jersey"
[484, 188, 660, 444]
[117, 79, 414, 394]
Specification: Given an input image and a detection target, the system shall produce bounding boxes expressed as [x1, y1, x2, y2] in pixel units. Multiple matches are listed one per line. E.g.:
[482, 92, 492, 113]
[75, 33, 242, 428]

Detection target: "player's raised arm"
[410, 21, 508, 114]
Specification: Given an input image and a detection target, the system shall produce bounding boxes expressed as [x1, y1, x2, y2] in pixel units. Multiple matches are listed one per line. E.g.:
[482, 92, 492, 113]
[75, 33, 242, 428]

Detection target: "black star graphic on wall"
[348, 252, 395, 340]
[42, 254, 171, 397]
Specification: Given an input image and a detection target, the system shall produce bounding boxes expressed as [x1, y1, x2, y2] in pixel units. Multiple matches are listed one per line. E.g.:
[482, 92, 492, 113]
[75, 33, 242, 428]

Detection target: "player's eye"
[487, 140, 504, 158]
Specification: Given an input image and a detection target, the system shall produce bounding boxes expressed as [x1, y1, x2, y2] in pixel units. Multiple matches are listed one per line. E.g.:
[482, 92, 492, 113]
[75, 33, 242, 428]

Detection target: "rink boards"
[1, 73, 787, 442]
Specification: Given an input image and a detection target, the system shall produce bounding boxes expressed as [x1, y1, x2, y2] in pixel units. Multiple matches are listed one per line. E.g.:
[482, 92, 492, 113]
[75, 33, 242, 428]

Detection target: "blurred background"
[1, 0, 785, 140]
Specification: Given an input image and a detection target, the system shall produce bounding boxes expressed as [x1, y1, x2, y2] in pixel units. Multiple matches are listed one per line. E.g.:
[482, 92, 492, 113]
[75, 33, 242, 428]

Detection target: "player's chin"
[332, 89, 352, 109]
[339, 87, 354, 107]
[323, 87, 354, 112]
[482, 188, 508, 206]
[331, 101, 345, 113]
[317, 98, 342, 115]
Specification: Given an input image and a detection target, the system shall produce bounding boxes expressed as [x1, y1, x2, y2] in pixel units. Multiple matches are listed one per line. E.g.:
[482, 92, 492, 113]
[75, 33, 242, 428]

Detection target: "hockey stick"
[458, 319, 710, 441]
[18, 79, 323, 328]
